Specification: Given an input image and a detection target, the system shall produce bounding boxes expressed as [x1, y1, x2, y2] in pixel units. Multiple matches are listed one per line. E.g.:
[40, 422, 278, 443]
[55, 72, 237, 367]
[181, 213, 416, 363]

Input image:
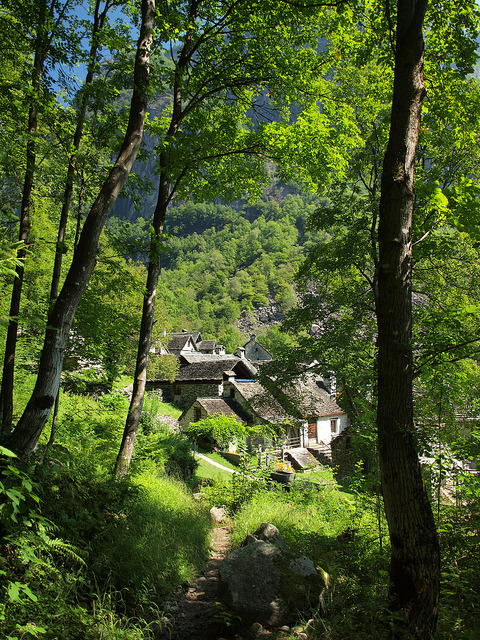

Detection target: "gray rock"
[288, 555, 317, 577]
[218, 523, 326, 627]
[245, 523, 288, 551]
[250, 622, 264, 635]
[210, 505, 228, 522]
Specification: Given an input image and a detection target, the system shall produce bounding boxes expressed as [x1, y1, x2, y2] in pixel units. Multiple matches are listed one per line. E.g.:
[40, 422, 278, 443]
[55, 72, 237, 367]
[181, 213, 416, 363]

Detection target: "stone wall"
[178, 402, 202, 431]
[331, 431, 354, 479]
[220, 451, 242, 466]
[147, 381, 222, 408]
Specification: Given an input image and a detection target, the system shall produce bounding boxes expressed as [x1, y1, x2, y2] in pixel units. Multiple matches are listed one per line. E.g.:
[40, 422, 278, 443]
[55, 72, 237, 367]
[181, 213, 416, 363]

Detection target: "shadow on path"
[158, 526, 235, 640]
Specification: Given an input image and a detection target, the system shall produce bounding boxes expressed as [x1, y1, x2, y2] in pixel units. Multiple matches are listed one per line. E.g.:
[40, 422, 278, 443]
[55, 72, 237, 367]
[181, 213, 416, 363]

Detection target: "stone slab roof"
[231, 377, 344, 423]
[231, 380, 291, 423]
[169, 331, 202, 342]
[167, 335, 193, 351]
[166, 332, 202, 351]
[195, 397, 250, 423]
[196, 340, 217, 350]
[153, 356, 256, 383]
[181, 354, 238, 363]
[177, 361, 235, 381]
[284, 377, 344, 417]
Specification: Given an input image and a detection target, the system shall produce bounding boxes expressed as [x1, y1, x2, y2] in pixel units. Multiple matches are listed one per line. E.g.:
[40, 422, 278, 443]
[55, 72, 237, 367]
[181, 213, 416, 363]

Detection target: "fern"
[38, 536, 86, 566]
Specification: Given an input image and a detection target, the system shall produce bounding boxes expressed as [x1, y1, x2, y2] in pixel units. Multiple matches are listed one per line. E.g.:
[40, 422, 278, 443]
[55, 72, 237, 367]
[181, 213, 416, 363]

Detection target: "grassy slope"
[3, 380, 479, 640]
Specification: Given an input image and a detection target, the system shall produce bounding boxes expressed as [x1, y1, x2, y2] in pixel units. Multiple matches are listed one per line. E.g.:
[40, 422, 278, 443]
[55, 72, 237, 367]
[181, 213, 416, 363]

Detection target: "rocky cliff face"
[235, 298, 285, 335]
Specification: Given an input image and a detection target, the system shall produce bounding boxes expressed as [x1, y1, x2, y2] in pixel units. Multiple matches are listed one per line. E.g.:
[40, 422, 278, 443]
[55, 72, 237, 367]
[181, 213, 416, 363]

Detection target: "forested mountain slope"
[107, 185, 324, 351]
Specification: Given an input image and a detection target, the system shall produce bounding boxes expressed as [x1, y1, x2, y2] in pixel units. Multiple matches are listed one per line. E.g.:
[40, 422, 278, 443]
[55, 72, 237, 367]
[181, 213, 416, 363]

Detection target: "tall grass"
[92, 471, 211, 597]
[230, 484, 360, 560]
[227, 483, 392, 639]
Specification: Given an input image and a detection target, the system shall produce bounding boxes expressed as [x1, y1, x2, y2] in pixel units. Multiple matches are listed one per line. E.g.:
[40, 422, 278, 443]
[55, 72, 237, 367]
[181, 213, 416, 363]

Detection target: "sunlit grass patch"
[93, 471, 212, 595]
[195, 456, 235, 483]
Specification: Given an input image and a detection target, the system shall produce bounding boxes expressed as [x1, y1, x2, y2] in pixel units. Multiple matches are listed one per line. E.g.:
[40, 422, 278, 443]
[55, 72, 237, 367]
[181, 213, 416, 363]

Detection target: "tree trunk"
[7, 0, 156, 461]
[49, 0, 110, 304]
[74, 173, 86, 248]
[0, 0, 47, 435]
[114, 4, 198, 477]
[113, 197, 166, 477]
[45, 2, 112, 450]
[376, 0, 440, 637]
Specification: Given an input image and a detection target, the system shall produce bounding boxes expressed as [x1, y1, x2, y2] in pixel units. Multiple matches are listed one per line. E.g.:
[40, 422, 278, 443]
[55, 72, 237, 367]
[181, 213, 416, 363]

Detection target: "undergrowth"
[219, 473, 480, 639]
[2, 382, 480, 639]
[0, 388, 210, 640]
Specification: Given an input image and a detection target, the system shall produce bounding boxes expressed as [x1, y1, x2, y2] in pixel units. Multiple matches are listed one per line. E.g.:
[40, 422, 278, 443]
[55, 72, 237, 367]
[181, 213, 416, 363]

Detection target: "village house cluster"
[147, 330, 352, 472]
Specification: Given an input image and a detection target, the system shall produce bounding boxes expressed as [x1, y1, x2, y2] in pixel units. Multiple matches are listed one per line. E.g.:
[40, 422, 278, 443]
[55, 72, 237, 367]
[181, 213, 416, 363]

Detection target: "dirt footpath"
[157, 525, 236, 640]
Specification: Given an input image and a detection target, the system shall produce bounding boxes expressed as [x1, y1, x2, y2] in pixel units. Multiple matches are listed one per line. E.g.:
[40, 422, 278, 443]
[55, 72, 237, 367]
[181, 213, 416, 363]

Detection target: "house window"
[194, 406, 201, 422]
[174, 384, 181, 396]
[230, 387, 235, 398]
[330, 418, 339, 434]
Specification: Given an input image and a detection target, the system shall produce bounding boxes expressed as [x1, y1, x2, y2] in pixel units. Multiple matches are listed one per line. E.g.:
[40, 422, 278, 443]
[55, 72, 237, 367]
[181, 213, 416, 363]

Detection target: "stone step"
[308, 444, 333, 467]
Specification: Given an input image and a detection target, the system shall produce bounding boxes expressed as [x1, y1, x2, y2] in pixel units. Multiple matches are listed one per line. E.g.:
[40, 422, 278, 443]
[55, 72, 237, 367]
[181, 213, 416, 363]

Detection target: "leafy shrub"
[202, 472, 266, 514]
[186, 413, 249, 451]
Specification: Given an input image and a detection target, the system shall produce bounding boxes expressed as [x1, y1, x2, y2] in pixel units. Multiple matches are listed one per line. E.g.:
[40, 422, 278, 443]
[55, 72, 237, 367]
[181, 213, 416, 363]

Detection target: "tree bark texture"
[114, 3, 198, 477]
[377, 0, 440, 637]
[0, 0, 48, 435]
[7, 0, 156, 460]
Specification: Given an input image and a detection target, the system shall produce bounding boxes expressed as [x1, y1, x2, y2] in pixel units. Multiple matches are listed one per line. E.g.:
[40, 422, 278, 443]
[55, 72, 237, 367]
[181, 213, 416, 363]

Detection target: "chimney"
[324, 375, 337, 398]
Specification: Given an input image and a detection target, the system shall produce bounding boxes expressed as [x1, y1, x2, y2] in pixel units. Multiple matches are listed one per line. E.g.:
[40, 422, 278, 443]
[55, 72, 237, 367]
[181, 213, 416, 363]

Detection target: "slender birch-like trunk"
[0, 0, 48, 435]
[114, 1, 200, 477]
[113, 173, 168, 478]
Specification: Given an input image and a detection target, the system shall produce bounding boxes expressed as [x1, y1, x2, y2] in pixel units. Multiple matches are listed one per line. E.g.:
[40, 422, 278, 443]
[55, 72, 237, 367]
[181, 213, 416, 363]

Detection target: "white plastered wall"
[316, 413, 349, 444]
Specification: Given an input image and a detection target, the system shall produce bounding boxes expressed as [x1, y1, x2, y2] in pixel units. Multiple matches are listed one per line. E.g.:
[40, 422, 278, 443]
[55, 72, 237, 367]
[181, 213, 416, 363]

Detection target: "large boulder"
[218, 523, 326, 627]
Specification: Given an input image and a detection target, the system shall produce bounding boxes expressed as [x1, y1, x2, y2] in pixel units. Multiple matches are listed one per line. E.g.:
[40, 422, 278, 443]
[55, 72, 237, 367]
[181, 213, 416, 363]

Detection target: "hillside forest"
[1, 1, 480, 639]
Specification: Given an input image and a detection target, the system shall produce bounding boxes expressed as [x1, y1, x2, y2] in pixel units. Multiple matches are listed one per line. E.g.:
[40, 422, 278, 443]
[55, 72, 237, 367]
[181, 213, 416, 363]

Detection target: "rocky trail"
[155, 455, 311, 640]
[156, 525, 237, 640]
[156, 523, 310, 640]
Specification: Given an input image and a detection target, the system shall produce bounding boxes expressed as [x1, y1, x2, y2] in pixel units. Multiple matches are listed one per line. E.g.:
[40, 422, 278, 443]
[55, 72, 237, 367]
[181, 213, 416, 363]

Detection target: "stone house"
[146, 352, 257, 408]
[178, 376, 300, 447]
[178, 370, 349, 456]
[238, 334, 273, 363]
